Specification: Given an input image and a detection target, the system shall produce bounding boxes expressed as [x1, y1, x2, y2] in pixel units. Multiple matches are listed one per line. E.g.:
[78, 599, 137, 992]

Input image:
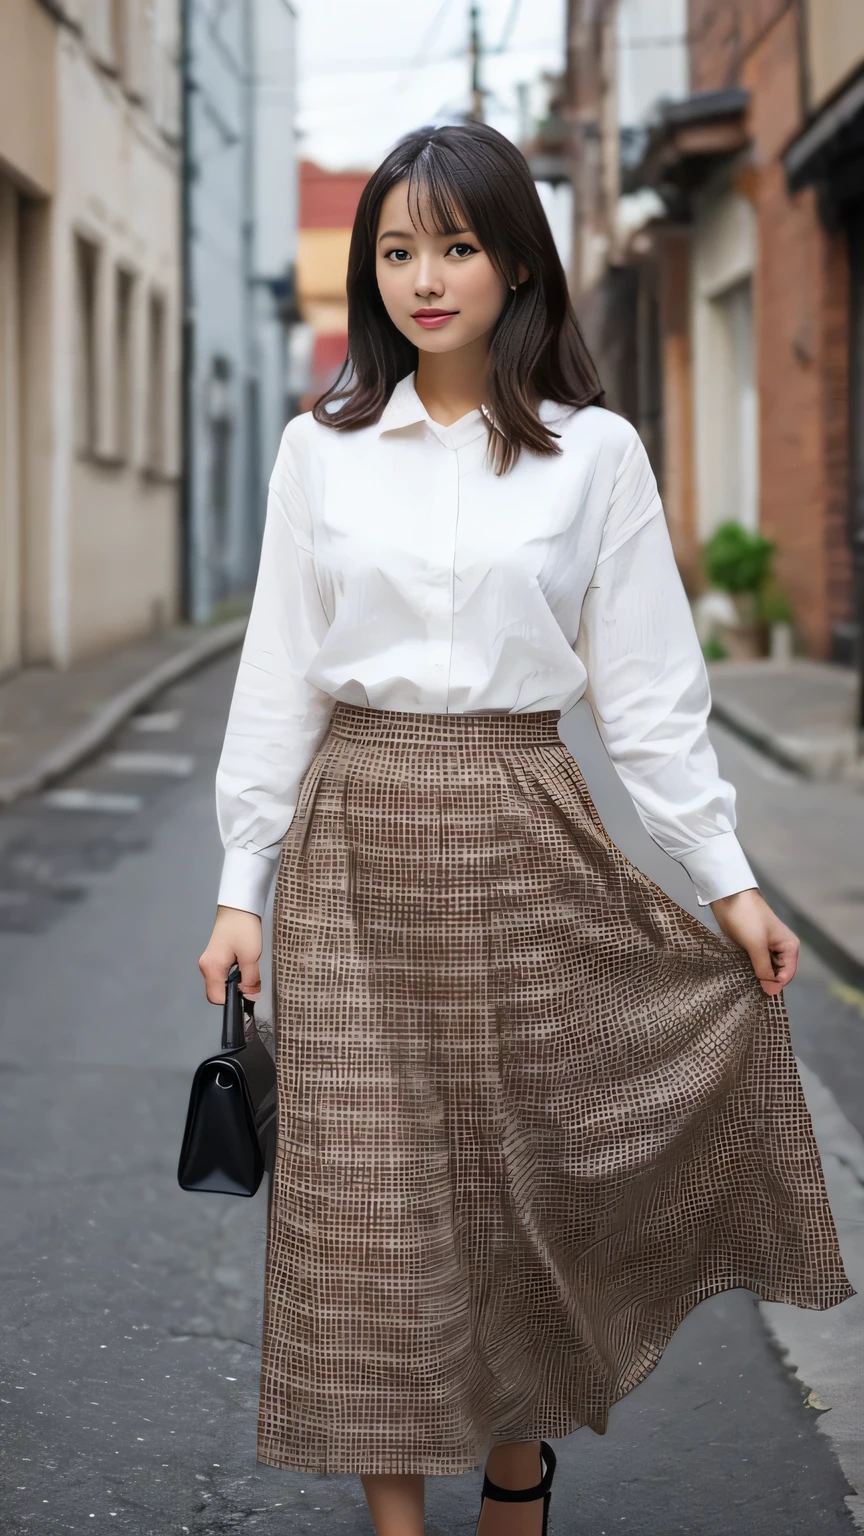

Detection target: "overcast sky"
[293, 0, 566, 173]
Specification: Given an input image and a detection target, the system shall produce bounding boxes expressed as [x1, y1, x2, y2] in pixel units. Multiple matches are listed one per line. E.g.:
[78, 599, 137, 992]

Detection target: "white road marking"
[129, 710, 182, 733]
[759, 1057, 864, 1529]
[103, 751, 195, 777]
[42, 789, 143, 814]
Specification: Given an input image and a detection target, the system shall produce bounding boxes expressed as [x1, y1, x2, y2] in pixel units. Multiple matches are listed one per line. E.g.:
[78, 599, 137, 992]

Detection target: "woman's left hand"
[709, 887, 800, 996]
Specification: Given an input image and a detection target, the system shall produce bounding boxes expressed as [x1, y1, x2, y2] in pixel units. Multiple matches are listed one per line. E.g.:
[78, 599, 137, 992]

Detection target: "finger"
[746, 939, 785, 996]
[768, 933, 799, 988]
[758, 976, 785, 997]
[238, 955, 262, 999]
[198, 952, 232, 1006]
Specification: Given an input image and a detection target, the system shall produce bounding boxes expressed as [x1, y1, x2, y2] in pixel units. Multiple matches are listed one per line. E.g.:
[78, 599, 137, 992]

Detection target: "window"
[115, 268, 135, 463]
[74, 236, 99, 456]
[146, 290, 166, 472]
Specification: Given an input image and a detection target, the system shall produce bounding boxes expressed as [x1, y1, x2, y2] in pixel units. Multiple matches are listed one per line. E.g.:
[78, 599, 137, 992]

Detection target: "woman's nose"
[414, 265, 444, 296]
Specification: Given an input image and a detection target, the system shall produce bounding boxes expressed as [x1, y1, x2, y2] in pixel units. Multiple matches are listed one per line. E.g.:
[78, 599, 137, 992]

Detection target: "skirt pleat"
[257, 702, 854, 1476]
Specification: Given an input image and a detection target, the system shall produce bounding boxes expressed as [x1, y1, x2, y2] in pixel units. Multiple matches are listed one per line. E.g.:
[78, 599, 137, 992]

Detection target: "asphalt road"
[0, 652, 861, 1535]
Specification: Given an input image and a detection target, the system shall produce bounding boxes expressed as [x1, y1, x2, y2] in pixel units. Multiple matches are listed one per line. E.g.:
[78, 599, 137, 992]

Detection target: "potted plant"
[701, 521, 777, 661]
[759, 580, 795, 662]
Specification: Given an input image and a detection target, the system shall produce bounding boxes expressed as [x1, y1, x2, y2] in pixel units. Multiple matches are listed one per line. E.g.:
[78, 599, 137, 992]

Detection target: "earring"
[510, 284, 517, 290]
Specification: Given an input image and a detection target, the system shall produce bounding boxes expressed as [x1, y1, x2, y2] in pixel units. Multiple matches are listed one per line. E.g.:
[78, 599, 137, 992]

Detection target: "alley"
[0, 651, 861, 1535]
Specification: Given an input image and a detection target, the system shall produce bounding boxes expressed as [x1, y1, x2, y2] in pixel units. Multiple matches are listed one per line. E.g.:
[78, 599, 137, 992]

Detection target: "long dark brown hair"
[311, 121, 605, 474]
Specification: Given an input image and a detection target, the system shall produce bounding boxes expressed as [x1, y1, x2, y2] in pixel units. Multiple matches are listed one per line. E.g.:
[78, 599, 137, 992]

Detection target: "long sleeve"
[215, 424, 335, 917]
[574, 433, 758, 906]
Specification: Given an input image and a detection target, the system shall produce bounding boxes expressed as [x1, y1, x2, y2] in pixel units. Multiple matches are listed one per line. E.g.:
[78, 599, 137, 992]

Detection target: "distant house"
[295, 160, 371, 411]
[564, 0, 864, 665]
[183, 0, 301, 624]
[0, 0, 182, 673]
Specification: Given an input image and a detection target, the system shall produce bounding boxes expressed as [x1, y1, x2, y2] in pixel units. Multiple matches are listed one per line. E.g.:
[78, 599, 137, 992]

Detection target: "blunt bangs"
[312, 122, 605, 474]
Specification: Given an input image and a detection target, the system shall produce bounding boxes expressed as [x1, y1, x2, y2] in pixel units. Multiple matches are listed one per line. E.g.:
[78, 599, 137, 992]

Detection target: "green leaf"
[702, 521, 775, 594]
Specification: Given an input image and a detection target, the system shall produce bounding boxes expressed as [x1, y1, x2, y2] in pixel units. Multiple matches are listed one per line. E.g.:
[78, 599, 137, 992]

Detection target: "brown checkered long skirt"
[258, 702, 854, 1476]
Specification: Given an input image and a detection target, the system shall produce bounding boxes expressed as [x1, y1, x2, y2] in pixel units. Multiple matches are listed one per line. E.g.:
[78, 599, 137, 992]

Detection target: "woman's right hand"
[198, 905, 263, 1005]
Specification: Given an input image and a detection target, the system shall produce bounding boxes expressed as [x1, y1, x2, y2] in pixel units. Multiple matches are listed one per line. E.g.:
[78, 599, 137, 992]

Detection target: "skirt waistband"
[327, 700, 563, 749]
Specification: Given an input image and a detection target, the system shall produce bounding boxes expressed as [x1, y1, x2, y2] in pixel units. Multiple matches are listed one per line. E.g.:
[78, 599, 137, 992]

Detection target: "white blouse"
[215, 370, 757, 918]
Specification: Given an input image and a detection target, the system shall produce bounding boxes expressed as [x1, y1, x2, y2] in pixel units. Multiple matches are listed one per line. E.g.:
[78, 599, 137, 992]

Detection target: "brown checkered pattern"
[258, 702, 855, 1476]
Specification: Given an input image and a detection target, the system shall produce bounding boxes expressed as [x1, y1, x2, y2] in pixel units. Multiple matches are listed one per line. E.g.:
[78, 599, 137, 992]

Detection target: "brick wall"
[822, 233, 853, 649]
[686, 0, 853, 657]
[656, 232, 699, 589]
[689, 0, 797, 93]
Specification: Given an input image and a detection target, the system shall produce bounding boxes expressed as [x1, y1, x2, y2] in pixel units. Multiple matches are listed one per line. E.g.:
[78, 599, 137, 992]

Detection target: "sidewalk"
[707, 659, 864, 986]
[0, 617, 247, 807]
[708, 658, 862, 781]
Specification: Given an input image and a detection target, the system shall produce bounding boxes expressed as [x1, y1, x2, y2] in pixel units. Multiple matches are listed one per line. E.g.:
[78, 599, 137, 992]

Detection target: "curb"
[709, 704, 864, 988]
[710, 703, 860, 983]
[709, 698, 809, 778]
[710, 695, 862, 783]
[0, 617, 248, 809]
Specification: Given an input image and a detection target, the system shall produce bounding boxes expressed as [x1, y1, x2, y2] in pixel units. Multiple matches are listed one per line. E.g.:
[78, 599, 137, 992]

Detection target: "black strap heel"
[474, 1441, 557, 1535]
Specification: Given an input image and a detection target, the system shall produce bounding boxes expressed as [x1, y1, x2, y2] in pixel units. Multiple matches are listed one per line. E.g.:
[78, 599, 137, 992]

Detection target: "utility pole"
[468, 5, 484, 123]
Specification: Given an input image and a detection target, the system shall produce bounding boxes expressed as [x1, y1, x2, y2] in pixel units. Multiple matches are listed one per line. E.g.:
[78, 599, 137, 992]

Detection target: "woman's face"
[375, 178, 522, 356]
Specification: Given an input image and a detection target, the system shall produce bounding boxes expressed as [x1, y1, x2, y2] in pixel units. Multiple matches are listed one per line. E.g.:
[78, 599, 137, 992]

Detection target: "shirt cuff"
[674, 832, 759, 906]
[217, 846, 280, 918]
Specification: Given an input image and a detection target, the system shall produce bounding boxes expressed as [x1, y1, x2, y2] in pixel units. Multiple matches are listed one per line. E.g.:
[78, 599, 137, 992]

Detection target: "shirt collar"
[376, 370, 570, 448]
[376, 370, 489, 446]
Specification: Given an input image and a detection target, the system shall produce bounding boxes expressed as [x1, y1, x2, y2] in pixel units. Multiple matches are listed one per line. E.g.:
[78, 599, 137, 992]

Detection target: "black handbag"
[177, 962, 277, 1196]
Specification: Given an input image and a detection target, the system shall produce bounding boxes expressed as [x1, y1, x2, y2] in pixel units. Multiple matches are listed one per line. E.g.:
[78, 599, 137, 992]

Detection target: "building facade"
[562, 0, 687, 513]
[183, 0, 300, 626]
[682, 0, 853, 662]
[0, 0, 56, 678]
[782, 2, 864, 690]
[564, 0, 862, 663]
[0, 0, 182, 676]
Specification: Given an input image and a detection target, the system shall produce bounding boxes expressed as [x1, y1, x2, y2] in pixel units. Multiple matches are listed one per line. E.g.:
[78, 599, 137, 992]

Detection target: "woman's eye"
[383, 243, 478, 263]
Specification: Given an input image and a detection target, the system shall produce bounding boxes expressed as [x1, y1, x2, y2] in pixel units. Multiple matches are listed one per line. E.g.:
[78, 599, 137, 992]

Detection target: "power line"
[391, 0, 460, 98]
[616, 33, 691, 49]
[300, 36, 563, 79]
[301, 47, 464, 77]
[493, 0, 524, 54]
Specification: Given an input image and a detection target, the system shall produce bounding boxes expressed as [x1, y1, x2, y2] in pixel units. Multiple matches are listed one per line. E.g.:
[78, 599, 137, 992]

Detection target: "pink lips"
[412, 310, 458, 329]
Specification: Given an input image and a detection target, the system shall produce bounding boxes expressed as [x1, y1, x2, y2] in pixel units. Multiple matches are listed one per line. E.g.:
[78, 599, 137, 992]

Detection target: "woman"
[198, 123, 854, 1536]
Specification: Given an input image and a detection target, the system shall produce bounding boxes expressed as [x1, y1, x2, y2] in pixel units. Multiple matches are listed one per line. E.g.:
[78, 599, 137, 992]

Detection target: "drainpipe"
[241, 0, 261, 591]
[179, 0, 195, 622]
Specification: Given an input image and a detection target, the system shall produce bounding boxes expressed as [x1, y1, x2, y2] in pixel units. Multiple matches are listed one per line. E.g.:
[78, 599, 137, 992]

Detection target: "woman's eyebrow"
[377, 228, 472, 244]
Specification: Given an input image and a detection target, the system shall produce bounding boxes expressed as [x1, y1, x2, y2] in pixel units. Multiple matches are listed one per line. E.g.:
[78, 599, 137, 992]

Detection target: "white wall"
[537, 180, 573, 278]
[52, 1, 182, 665]
[690, 180, 759, 538]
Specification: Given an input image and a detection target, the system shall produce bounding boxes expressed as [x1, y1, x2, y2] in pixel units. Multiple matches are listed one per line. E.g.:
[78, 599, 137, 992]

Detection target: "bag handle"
[222, 960, 256, 1051]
